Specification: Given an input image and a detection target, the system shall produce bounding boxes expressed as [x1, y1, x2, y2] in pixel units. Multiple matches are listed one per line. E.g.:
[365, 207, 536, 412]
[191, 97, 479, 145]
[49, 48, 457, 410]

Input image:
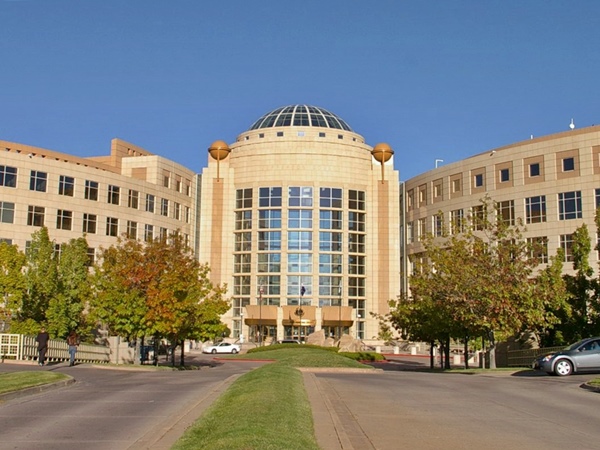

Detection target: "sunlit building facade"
[402, 125, 600, 282]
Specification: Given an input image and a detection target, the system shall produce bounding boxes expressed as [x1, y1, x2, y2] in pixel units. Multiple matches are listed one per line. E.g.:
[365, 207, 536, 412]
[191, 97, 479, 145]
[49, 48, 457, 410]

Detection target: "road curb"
[581, 382, 600, 393]
[0, 376, 75, 402]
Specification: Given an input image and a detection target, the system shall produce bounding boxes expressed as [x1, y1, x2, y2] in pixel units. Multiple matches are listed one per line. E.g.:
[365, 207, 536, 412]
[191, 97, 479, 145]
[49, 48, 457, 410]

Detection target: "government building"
[2, 105, 600, 344]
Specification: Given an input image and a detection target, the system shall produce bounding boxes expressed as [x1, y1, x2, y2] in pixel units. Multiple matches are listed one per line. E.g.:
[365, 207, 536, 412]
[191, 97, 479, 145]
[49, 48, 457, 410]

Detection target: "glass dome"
[249, 105, 353, 132]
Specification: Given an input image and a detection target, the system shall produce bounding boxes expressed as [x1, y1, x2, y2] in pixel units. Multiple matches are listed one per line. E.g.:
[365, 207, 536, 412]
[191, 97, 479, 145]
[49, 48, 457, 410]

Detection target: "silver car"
[533, 337, 600, 376]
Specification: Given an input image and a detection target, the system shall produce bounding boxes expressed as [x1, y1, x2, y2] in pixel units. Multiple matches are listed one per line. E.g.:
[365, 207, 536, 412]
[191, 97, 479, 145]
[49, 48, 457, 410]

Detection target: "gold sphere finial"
[208, 140, 231, 161]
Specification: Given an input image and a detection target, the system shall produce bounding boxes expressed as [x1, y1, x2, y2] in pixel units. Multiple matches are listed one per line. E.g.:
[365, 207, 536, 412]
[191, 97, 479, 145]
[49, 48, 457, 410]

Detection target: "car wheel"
[554, 359, 573, 376]
[211, 349, 217, 354]
[231, 349, 238, 354]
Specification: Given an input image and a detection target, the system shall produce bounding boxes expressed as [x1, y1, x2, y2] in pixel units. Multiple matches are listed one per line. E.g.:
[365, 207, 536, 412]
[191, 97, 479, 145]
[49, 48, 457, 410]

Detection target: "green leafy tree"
[388, 197, 570, 369]
[13, 227, 59, 333]
[46, 237, 93, 339]
[0, 242, 27, 331]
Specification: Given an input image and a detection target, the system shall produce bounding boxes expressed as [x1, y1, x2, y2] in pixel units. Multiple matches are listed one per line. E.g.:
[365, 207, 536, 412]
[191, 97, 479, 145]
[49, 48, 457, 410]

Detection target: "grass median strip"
[0, 372, 70, 395]
[173, 347, 372, 450]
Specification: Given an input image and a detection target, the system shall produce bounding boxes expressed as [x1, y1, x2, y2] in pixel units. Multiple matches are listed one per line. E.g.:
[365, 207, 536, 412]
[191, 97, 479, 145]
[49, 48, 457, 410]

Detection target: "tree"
[388, 197, 569, 369]
[92, 234, 229, 365]
[0, 242, 27, 332]
[46, 237, 93, 339]
[11, 227, 59, 334]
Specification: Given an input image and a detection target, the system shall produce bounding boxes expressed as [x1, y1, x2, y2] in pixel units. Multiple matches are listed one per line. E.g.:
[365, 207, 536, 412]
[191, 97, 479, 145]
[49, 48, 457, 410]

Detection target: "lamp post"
[240, 311, 244, 344]
[258, 285, 264, 346]
[298, 284, 306, 342]
[338, 284, 342, 340]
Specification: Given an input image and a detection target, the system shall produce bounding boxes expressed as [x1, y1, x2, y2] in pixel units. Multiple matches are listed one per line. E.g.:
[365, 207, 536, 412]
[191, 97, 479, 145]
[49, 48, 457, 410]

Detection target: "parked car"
[202, 342, 240, 354]
[275, 339, 301, 345]
[533, 337, 600, 376]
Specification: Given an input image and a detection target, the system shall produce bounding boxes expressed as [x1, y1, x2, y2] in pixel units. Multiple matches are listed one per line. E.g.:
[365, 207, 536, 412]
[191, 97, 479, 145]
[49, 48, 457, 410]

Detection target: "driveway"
[307, 368, 600, 450]
[0, 358, 264, 450]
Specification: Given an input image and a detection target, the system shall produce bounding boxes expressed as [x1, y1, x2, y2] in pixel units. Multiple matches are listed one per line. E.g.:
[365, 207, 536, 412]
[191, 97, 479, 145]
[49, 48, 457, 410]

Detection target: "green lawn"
[0, 371, 70, 395]
[173, 347, 371, 450]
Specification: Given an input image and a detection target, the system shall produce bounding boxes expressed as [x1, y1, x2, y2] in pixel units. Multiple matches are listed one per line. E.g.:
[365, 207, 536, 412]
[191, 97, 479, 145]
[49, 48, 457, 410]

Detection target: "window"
[127, 221, 137, 239]
[236, 188, 253, 209]
[558, 191, 582, 220]
[163, 174, 170, 188]
[287, 253, 311, 273]
[596, 188, 600, 209]
[174, 202, 181, 220]
[451, 209, 464, 234]
[318, 276, 342, 299]
[287, 276, 311, 302]
[563, 157, 575, 172]
[474, 173, 484, 188]
[0, 202, 15, 223]
[407, 221, 414, 244]
[58, 176, 74, 196]
[235, 211, 252, 230]
[319, 254, 342, 274]
[85, 180, 98, 201]
[320, 232, 343, 252]
[27, 206, 45, 227]
[348, 212, 365, 232]
[472, 205, 486, 231]
[56, 210, 73, 230]
[235, 232, 252, 252]
[145, 194, 155, 213]
[257, 253, 281, 273]
[417, 218, 427, 241]
[176, 179, 182, 193]
[87, 248, 96, 266]
[497, 200, 515, 226]
[29, 171, 47, 192]
[452, 179, 461, 193]
[348, 277, 366, 297]
[319, 188, 342, 208]
[349, 190, 366, 210]
[0, 165, 17, 187]
[106, 217, 118, 237]
[234, 254, 252, 273]
[348, 255, 365, 275]
[525, 196, 546, 224]
[144, 224, 154, 242]
[433, 183, 442, 199]
[320, 210, 342, 230]
[529, 163, 540, 177]
[528, 237, 548, 264]
[258, 231, 282, 251]
[500, 168, 510, 182]
[288, 186, 313, 207]
[259, 187, 282, 207]
[277, 131, 284, 137]
[82, 213, 97, 234]
[560, 234, 574, 262]
[287, 231, 312, 250]
[184, 206, 190, 223]
[159, 227, 168, 241]
[348, 233, 364, 253]
[161, 198, 169, 217]
[433, 213, 444, 237]
[107, 185, 120, 205]
[259, 209, 282, 229]
[128, 190, 139, 209]
[288, 210, 312, 228]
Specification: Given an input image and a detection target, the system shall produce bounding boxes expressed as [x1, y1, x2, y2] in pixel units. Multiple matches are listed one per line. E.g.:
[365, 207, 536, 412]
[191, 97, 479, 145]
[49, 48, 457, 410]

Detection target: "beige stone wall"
[404, 125, 600, 278]
[198, 126, 401, 343]
[0, 139, 195, 255]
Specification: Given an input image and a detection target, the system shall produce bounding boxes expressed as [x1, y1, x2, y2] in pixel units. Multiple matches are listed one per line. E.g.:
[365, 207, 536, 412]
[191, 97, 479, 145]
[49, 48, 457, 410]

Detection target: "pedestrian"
[36, 327, 50, 366]
[67, 330, 79, 366]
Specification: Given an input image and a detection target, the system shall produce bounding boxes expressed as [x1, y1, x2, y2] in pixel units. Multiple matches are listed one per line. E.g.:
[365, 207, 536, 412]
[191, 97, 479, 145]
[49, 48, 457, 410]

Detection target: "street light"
[298, 284, 306, 342]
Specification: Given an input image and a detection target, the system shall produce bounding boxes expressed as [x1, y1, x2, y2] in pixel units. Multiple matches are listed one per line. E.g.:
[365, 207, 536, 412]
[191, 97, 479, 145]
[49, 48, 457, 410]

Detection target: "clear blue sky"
[2, 1, 599, 180]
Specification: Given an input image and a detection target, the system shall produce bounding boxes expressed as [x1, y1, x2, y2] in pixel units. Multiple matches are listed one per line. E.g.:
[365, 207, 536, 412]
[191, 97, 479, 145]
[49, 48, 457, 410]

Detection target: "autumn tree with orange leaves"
[92, 234, 229, 365]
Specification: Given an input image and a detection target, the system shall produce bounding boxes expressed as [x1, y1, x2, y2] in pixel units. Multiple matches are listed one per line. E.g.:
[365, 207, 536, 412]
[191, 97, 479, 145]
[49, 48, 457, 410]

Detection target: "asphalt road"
[313, 369, 600, 450]
[0, 357, 263, 450]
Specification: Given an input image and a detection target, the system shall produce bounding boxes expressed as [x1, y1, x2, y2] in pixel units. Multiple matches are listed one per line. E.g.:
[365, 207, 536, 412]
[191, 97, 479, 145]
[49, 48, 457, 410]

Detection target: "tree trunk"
[463, 336, 469, 370]
[444, 335, 451, 370]
[429, 341, 435, 370]
[488, 331, 497, 369]
[179, 339, 185, 366]
[438, 340, 444, 369]
[135, 338, 142, 365]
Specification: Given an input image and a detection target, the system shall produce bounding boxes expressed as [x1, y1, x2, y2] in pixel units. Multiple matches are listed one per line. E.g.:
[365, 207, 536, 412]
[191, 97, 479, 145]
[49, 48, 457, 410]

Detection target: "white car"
[203, 342, 240, 354]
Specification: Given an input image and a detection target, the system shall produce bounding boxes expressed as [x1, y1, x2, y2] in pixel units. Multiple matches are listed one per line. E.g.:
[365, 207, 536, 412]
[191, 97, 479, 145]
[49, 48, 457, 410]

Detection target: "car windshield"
[564, 339, 589, 351]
